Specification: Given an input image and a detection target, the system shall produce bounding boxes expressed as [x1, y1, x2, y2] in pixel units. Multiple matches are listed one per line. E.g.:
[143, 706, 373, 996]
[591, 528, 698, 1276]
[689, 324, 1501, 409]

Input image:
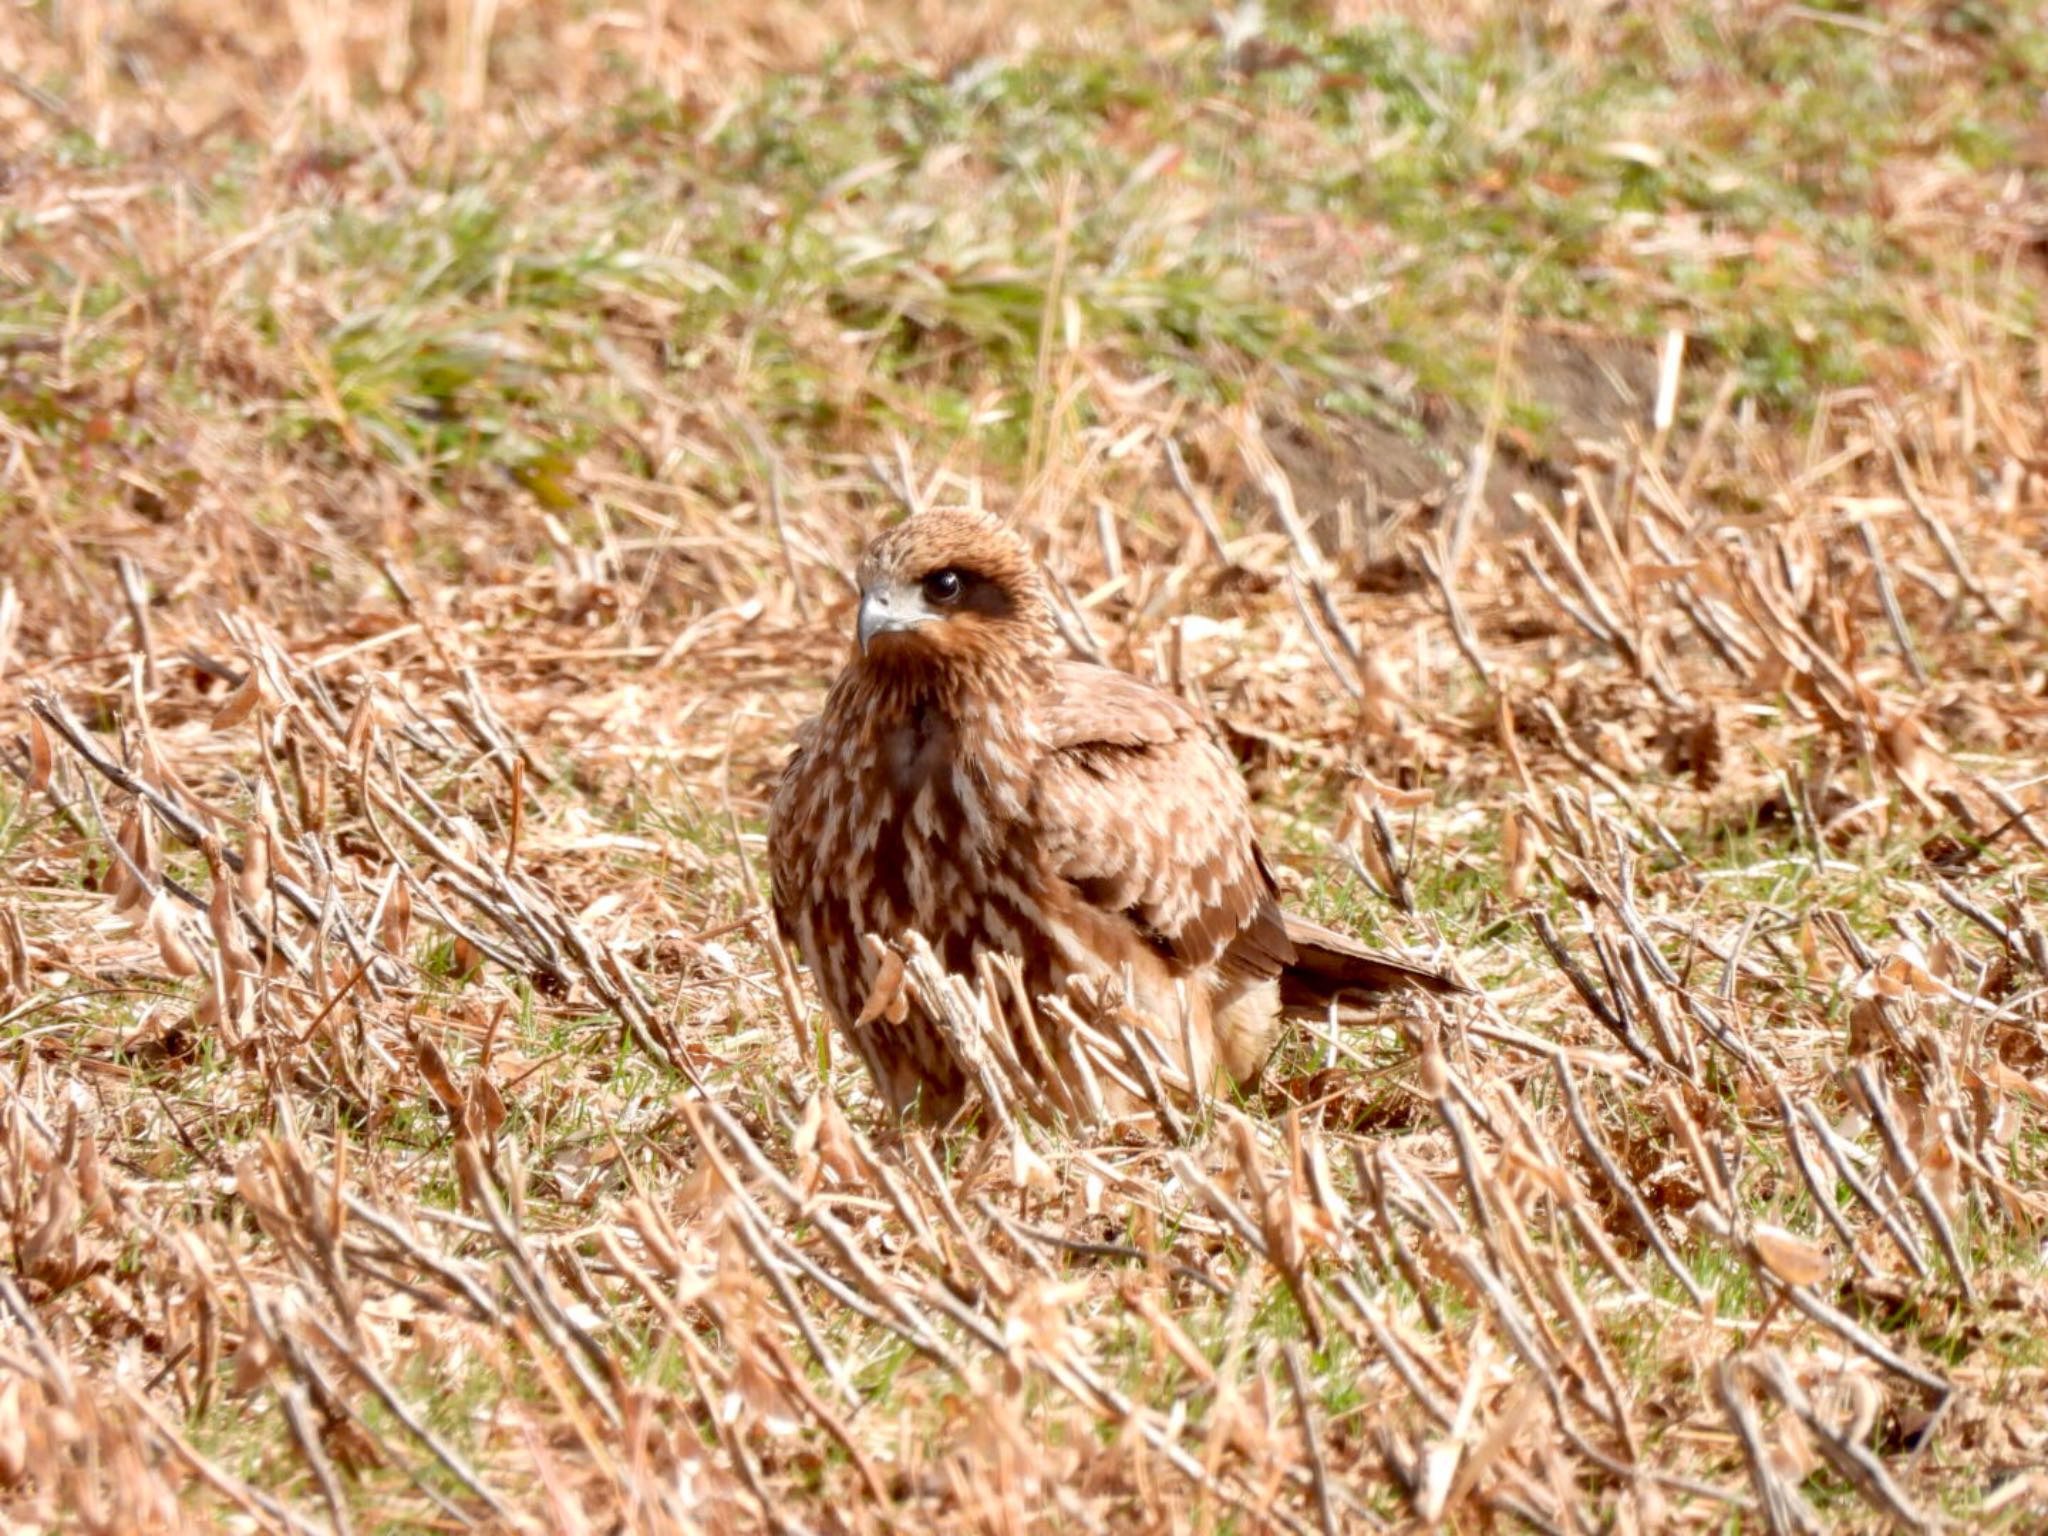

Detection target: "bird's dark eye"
[921, 568, 964, 605]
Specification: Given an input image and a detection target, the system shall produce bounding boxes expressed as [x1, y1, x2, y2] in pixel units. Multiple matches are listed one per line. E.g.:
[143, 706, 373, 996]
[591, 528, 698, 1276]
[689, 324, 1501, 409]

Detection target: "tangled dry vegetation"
[4, 2, 2048, 1531]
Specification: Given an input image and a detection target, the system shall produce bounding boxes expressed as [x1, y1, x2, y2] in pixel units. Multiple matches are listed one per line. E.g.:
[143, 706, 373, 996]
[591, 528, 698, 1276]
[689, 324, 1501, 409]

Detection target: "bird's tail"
[1275, 913, 1467, 1016]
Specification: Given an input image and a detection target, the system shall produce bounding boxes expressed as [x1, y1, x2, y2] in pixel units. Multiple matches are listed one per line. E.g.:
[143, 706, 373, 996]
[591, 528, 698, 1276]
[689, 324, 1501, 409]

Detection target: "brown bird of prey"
[768, 508, 1460, 1120]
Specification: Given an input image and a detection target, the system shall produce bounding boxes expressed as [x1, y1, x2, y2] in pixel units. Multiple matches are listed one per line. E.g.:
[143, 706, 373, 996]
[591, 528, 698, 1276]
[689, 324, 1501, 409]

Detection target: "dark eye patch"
[919, 566, 1013, 620]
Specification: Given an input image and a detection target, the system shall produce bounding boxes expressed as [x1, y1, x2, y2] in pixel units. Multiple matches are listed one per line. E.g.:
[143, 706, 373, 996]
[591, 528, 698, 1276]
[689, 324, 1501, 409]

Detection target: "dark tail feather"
[1276, 913, 1468, 1015]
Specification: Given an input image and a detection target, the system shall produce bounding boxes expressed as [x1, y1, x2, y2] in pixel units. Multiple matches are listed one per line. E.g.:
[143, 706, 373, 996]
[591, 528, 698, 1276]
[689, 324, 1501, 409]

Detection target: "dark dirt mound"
[1262, 330, 1663, 551]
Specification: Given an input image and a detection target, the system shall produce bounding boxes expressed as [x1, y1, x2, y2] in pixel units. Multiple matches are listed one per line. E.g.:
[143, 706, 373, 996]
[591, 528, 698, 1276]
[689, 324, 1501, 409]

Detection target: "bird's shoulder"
[767, 712, 823, 817]
[765, 710, 831, 929]
[1036, 658, 1207, 755]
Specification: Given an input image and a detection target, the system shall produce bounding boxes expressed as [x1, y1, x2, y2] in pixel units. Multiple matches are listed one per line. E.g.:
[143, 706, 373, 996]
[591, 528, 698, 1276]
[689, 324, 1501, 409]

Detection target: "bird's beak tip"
[856, 591, 881, 655]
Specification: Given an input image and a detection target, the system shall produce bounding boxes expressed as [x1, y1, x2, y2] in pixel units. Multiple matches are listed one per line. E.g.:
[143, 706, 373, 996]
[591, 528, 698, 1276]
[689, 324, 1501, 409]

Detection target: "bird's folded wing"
[1032, 661, 1292, 976]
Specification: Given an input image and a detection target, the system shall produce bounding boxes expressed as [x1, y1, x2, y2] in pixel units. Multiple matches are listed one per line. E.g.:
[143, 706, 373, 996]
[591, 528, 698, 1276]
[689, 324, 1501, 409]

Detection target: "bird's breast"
[878, 705, 953, 798]
[776, 689, 1060, 1023]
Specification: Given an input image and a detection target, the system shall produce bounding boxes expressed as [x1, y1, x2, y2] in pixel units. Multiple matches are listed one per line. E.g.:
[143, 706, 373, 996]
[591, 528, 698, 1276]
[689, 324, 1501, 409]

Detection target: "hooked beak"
[856, 586, 932, 655]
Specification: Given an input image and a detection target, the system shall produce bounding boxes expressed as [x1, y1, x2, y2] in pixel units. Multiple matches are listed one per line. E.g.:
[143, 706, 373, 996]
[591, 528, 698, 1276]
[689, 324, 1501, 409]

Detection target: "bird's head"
[851, 509, 1051, 669]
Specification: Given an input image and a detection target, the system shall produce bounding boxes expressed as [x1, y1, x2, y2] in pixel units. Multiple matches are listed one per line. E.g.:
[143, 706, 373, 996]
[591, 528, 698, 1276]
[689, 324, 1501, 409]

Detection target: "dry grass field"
[4, 1, 2048, 1530]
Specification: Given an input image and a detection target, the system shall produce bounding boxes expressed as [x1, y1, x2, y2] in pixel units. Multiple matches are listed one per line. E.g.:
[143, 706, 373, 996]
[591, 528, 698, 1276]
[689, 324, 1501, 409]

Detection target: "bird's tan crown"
[857, 508, 1038, 597]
